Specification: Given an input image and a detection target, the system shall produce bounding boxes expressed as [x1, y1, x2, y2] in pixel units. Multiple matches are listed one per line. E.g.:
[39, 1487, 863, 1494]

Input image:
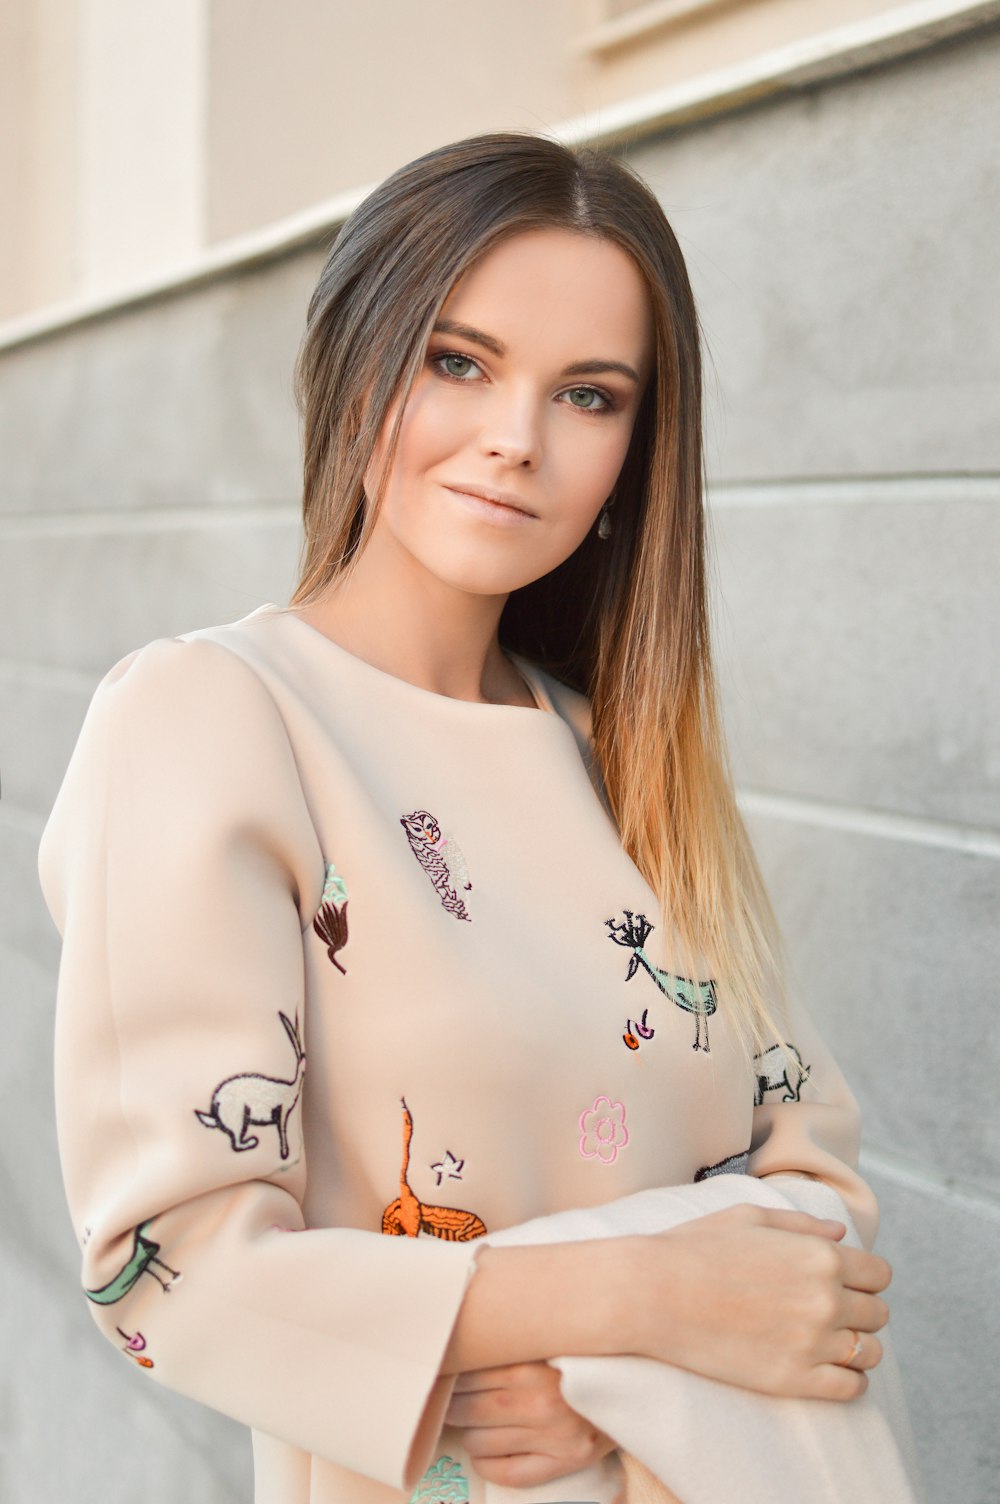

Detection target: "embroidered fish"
[85, 1220, 181, 1304]
[606, 910, 718, 1052]
[382, 1101, 486, 1241]
[194, 1011, 305, 1160]
[400, 810, 472, 921]
[313, 861, 349, 973]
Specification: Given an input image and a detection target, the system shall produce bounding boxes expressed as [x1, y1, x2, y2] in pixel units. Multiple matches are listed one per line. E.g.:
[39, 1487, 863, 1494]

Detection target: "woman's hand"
[445, 1361, 616, 1487]
[631, 1205, 891, 1401]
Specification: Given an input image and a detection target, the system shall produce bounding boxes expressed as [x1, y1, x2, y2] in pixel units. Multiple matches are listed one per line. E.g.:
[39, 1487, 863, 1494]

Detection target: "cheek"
[554, 421, 634, 519]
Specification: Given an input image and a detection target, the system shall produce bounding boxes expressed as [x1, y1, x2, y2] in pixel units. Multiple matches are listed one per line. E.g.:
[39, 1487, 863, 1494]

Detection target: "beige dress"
[38, 603, 879, 1504]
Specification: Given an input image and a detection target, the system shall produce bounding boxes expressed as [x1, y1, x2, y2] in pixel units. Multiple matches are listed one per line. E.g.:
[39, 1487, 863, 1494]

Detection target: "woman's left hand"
[445, 1360, 617, 1487]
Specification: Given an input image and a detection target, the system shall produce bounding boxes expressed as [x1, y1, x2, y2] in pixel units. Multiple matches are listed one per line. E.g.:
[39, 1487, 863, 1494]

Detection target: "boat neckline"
[254, 603, 562, 718]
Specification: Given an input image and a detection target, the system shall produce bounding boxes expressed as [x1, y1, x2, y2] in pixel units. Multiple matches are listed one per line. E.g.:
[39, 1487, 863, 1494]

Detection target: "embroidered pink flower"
[578, 1095, 629, 1164]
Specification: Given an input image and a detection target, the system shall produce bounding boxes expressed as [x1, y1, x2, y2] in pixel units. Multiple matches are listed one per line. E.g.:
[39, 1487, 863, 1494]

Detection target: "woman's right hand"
[627, 1205, 891, 1401]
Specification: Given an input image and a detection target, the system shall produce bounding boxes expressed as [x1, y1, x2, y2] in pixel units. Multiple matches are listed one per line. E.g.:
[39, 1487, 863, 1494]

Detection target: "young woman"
[39, 133, 893, 1504]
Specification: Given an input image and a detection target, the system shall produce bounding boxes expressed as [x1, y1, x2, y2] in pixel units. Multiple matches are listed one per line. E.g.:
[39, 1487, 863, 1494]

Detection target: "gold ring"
[842, 1330, 863, 1365]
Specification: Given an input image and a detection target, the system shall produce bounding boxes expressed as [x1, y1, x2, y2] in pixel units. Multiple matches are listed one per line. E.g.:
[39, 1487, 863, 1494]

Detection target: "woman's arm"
[40, 637, 480, 1495]
[443, 1209, 889, 1400]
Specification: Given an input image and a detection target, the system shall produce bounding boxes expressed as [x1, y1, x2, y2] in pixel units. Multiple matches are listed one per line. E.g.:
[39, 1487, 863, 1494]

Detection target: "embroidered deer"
[195, 1011, 305, 1160]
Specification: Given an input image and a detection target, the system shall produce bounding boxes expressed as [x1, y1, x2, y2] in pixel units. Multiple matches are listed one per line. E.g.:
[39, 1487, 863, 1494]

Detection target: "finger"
[841, 1290, 890, 1335]
[462, 1426, 547, 1459]
[825, 1325, 884, 1372]
[472, 1451, 576, 1488]
[446, 1389, 543, 1429]
[840, 1247, 893, 1293]
[450, 1362, 542, 1394]
[751, 1208, 848, 1240]
[853, 1333, 883, 1371]
[808, 1363, 870, 1402]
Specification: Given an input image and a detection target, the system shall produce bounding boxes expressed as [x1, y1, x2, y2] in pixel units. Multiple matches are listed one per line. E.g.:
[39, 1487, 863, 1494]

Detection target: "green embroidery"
[85, 1220, 181, 1304]
[321, 862, 348, 905]
[314, 861, 350, 974]
[409, 1455, 469, 1503]
[606, 909, 718, 1052]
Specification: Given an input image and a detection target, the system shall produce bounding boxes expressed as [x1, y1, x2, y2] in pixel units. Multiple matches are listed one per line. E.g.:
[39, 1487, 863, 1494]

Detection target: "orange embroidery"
[382, 1101, 486, 1241]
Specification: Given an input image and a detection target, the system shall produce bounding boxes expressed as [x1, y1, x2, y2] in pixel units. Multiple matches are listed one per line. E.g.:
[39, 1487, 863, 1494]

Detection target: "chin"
[411, 544, 557, 599]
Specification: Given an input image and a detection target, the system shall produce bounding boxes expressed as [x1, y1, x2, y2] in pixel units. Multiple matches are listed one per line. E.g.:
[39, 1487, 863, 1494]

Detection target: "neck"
[295, 527, 534, 707]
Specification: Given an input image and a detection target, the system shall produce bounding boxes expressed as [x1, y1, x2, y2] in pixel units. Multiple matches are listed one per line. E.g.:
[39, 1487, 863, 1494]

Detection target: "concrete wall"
[2, 21, 998, 1504]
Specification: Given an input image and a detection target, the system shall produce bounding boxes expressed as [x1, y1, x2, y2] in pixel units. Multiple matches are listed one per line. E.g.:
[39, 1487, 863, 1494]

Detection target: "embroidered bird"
[400, 810, 472, 921]
[606, 910, 718, 1052]
[382, 1101, 486, 1241]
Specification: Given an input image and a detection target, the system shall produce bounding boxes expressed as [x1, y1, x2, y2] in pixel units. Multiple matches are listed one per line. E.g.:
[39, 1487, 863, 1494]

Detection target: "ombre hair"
[291, 131, 783, 1054]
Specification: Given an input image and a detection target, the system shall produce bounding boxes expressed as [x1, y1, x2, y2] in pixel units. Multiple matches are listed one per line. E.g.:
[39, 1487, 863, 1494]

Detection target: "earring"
[597, 501, 613, 540]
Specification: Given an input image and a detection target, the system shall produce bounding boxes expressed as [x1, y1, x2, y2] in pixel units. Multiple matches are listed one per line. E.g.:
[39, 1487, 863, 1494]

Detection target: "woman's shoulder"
[91, 605, 284, 708]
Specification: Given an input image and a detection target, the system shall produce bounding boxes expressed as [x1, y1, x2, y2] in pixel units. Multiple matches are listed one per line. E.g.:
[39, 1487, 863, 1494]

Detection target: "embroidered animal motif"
[116, 1327, 154, 1368]
[579, 1095, 629, 1165]
[85, 1220, 181, 1304]
[313, 861, 349, 973]
[606, 909, 718, 1051]
[623, 1008, 655, 1051]
[753, 1041, 811, 1105]
[694, 1149, 750, 1182]
[409, 1455, 470, 1503]
[194, 1011, 305, 1160]
[382, 1101, 486, 1241]
[400, 810, 472, 921]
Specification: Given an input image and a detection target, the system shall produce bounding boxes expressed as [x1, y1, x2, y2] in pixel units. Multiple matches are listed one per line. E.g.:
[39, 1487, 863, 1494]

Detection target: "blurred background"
[2, 2, 998, 1500]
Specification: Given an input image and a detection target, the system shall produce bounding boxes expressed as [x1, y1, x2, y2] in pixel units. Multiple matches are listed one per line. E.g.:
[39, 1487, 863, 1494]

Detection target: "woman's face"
[363, 227, 654, 597]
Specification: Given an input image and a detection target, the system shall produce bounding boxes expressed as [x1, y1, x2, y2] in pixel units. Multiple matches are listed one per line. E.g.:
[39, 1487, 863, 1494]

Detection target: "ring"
[841, 1330, 863, 1365]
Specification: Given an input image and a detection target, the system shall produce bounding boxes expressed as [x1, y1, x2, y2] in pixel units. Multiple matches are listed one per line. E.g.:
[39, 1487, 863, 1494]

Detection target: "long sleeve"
[747, 996, 879, 1249]
[38, 636, 479, 1492]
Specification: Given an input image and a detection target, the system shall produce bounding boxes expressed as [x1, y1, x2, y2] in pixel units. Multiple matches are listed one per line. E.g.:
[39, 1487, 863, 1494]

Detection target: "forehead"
[440, 228, 653, 376]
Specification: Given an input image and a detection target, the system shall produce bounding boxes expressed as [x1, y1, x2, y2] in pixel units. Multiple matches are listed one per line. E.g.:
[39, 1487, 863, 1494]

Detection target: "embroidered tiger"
[399, 809, 472, 921]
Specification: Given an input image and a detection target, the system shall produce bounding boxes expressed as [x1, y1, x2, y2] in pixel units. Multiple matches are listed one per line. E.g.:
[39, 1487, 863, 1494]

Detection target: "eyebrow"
[432, 319, 641, 384]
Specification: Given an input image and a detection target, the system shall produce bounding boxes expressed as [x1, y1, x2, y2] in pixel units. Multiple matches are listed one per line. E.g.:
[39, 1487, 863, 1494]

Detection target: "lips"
[444, 484, 536, 517]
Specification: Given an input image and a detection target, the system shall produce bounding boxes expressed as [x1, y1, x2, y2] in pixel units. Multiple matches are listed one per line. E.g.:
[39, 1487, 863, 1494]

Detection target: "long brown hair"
[291, 131, 783, 1052]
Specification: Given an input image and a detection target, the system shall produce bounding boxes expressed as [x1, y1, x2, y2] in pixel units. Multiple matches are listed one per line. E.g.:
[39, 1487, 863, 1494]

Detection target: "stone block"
[745, 812, 1000, 1199]
[628, 26, 1000, 479]
[710, 487, 1000, 829]
[863, 1167, 1000, 1504]
[1, 517, 301, 674]
[0, 674, 95, 819]
[0, 249, 323, 514]
[1, 1225, 252, 1503]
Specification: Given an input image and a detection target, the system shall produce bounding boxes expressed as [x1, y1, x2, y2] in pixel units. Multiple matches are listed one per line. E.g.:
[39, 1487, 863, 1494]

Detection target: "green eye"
[566, 387, 607, 410]
[440, 354, 477, 378]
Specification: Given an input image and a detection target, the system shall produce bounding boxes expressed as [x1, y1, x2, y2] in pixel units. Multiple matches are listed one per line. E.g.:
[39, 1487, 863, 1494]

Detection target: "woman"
[39, 133, 893, 1504]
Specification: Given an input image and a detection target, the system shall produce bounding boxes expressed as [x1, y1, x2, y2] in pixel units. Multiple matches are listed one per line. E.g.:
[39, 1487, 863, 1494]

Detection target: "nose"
[477, 388, 541, 469]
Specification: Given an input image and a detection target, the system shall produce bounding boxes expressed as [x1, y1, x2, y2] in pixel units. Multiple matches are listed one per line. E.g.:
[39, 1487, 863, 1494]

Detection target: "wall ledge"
[0, 0, 998, 355]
